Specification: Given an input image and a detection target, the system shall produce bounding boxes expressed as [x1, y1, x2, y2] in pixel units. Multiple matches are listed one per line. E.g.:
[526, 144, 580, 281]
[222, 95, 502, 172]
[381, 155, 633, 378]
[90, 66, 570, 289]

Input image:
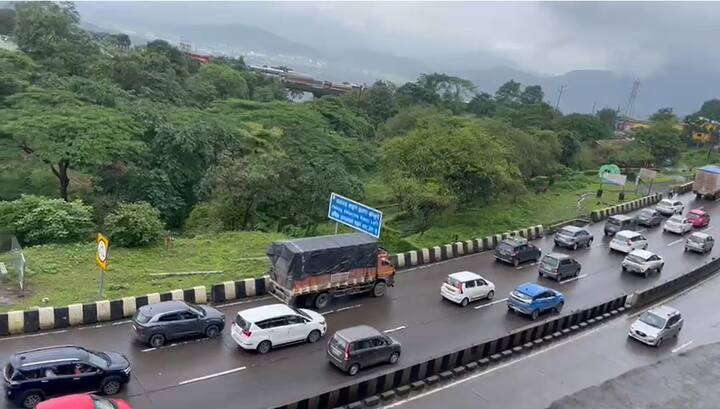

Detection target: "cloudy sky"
[76, 1, 720, 78]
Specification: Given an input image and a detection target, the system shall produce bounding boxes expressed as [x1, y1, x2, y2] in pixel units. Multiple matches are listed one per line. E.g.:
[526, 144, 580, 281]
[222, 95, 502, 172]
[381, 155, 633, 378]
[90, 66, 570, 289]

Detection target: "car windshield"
[688, 212, 701, 219]
[186, 302, 206, 316]
[235, 315, 251, 330]
[92, 397, 118, 409]
[512, 290, 533, 303]
[668, 216, 683, 223]
[659, 200, 673, 207]
[638, 209, 653, 217]
[291, 306, 311, 319]
[689, 235, 705, 243]
[445, 276, 461, 287]
[496, 243, 513, 252]
[87, 351, 110, 368]
[639, 311, 666, 329]
[558, 228, 574, 237]
[541, 256, 559, 268]
[626, 253, 647, 264]
[329, 335, 347, 351]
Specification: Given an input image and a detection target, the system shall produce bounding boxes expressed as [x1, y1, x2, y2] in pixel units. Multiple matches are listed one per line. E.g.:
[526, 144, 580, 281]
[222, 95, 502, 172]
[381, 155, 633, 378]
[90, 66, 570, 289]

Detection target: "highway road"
[1, 191, 719, 409]
[384, 252, 720, 409]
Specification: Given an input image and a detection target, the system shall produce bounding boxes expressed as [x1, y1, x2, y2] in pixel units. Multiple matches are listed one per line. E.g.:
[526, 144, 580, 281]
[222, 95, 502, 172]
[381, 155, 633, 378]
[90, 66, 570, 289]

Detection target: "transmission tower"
[622, 80, 640, 119]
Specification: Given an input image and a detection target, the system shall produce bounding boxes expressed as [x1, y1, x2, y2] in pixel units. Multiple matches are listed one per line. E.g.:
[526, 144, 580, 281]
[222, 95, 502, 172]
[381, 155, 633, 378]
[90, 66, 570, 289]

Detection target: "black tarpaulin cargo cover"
[268, 233, 379, 286]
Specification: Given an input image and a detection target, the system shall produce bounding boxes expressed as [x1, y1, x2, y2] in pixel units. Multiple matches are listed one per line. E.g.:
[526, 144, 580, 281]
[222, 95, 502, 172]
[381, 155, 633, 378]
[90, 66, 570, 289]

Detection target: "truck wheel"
[314, 292, 331, 309]
[372, 281, 387, 297]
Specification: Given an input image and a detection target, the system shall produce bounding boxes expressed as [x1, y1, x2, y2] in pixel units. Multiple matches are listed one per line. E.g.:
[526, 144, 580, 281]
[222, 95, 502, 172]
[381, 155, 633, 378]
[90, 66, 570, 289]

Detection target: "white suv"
[441, 271, 495, 307]
[621, 249, 664, 277]
[656, 199, 684, 216]
[663, 215, 692, 235]
[609, 230, 648, 253]
[231, 304, 326, 354]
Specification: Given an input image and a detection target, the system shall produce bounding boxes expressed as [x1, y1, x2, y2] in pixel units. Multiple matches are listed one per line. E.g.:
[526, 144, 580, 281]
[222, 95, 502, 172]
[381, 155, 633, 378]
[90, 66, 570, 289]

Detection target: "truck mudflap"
[268, 279, 295, 305]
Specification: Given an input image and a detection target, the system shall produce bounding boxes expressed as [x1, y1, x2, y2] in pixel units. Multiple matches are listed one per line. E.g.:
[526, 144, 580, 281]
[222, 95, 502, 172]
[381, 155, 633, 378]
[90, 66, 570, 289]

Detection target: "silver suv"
[621, 249, 664, 277]
[629, 305, 683, 347]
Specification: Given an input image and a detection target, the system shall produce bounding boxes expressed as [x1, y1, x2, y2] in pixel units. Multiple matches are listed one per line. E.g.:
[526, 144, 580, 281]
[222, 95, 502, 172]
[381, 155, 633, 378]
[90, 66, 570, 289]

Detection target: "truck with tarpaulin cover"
[693, 165, 720, 200]
[267, 233, 396, 309]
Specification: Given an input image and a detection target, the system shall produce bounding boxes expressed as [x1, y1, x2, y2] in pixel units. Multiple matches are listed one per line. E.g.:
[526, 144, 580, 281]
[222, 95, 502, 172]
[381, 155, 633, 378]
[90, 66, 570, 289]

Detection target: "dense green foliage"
[103, 202, 165, 247]
[0, 195, 94, 245]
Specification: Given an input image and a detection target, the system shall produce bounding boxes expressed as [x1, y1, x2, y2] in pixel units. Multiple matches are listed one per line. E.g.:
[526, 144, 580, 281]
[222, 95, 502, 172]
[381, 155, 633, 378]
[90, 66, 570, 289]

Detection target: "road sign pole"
[98, 269, 105, 299]
[334, 222, 339, 235]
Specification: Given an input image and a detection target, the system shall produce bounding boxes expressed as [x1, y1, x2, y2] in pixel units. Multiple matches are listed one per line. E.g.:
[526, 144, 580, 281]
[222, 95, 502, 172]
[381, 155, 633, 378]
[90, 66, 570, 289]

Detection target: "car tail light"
[242, 329, 252, 337]
[512, 251, 518, 256]
[627, 240, 632, 246]
[344, 343, 350, 361]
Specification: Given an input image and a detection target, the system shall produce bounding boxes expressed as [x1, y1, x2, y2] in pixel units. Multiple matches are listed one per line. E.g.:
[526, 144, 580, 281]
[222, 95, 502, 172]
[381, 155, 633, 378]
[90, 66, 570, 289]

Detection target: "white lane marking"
[666, 238, 684, 247]
[560, 274, 588, 284]
[703, 227, 713, 232]
[382, 323, 609, 408]
[112, 320, 132, 326]
[141, 337, 211, 352]
[0, 329, 68, 341]
[178, 366, 247, 386]
[217, 296, 272, 308]
[384, 325, 407, 334]
[321, 304, 363, 316]
[474, 298, 508, 310]
[515, 262, 536, 270]
[672, 340, 693, 353]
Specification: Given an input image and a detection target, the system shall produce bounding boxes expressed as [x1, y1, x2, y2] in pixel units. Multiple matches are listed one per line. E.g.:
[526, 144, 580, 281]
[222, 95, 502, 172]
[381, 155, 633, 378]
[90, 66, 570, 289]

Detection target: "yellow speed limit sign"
[96, 233, 109, 271]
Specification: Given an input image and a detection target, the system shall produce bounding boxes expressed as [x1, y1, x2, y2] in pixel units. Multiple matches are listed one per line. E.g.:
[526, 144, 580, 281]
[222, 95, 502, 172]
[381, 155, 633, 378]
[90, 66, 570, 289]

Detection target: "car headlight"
[123, 366, 131, 375]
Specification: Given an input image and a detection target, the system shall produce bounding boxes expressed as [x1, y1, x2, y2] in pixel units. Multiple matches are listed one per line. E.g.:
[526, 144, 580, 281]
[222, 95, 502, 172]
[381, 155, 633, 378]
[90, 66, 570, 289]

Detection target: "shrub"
[0, 195, 95, 245]
[104, 202, 164, 247]
[184, 202, 224, 237]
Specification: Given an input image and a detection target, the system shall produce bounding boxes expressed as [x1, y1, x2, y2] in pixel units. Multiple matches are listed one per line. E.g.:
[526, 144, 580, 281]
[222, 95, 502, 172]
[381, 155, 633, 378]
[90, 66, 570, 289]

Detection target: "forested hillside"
[0, 2, 711, 253]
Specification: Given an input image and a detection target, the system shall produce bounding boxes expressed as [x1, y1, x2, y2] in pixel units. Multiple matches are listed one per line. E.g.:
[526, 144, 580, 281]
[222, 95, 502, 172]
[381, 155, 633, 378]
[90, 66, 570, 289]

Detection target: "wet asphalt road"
[1, 191, 719, 409]
[388, 254, 720, 409]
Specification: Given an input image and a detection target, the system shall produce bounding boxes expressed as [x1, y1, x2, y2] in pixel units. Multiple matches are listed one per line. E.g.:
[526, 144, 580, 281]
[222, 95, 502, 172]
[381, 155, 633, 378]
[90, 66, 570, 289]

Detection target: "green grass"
[3, 231, 286, 312]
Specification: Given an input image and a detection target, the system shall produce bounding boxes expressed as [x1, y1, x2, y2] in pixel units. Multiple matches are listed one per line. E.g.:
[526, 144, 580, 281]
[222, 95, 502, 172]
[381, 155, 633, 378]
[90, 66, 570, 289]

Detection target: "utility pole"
[555, 85, 567, 111]
[591, 101, 597, 115]
[622, 80, 641, 119]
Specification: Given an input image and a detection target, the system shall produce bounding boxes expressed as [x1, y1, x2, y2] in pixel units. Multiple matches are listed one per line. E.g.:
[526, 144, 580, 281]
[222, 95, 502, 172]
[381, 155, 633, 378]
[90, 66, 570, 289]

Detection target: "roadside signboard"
[638, 168, 657, 181]
[328, 193, 383, 238]
[598, 164, 621, 178]
[602, 173, 627, 186]
[96, 233, 109, 271]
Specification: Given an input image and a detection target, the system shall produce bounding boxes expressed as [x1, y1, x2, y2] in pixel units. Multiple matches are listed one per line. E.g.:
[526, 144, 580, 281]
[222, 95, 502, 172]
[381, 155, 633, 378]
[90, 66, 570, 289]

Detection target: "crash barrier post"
[392, 225, 544, 270]
[272, 295, 627, 409]
[675, 181, 694, 194]
[590, 193, 662, 222]
[628, 257, 720, 309]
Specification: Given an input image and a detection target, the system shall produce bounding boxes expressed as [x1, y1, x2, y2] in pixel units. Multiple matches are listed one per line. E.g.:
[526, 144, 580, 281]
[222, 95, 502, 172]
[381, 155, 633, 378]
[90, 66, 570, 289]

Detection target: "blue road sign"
[328, 193, 383, 238]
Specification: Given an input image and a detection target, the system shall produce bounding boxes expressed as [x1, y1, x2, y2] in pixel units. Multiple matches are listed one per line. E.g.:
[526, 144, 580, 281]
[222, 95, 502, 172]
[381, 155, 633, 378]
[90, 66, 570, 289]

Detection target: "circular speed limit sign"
[97, 240, 107, 262]
[96, 233, 109, 270]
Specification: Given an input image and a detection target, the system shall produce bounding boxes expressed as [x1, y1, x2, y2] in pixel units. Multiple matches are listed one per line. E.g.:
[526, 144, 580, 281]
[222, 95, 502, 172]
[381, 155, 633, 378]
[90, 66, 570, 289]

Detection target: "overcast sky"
[76, 1, 720, 78]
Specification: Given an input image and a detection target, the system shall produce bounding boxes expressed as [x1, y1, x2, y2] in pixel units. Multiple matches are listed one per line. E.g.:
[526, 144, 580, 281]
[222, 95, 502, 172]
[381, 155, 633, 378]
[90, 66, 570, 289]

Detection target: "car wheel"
[513, 258, 519, 267]
[460, 298, 469, 307]
[372, 281, 387, 297]
[644, 270, 650, 278]
[389, 352, 400, 364]
[643, 244, 648, 250]
[149, 334, 165, 348]
[507, 304, 514, 313]
[307, 329, 321, 344]
[100, 377, 122, 395]
[486, 290, 494, 300]
[348, 363, 360, 376]
[556, 274, 562, 282]
[538, 271, 543, 278]
[314, 292, 331, 309]
[587, 238, 593, 248]
[684, 247, 688, 252]
[656, 337, 663, 347]
[21, 392, 43, 409]
[257, 340, 272, 354]
[658, 264, 664, 273]
[531, 309, 540, 320]
[573, 242, 578, 250]
[622, 266, 627, 272]
[205, 324, 221, 338]
[555, 302, 564, 313]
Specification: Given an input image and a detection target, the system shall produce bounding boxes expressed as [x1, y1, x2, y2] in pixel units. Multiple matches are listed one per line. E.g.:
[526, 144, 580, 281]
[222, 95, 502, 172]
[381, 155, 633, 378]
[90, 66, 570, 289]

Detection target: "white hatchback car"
[231, 304, 326, 354]
[609, 230, 648, 253]
[621, 249, 664, 277]
[441, 271, 495, 307]
[629, 305, 683, 347]
[656, 198, 684, 216]
[663, 215, 692, 235]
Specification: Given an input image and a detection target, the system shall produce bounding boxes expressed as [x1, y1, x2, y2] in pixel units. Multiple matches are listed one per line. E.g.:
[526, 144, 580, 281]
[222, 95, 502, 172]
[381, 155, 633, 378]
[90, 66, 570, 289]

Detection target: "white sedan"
[664, 215, 692, 235]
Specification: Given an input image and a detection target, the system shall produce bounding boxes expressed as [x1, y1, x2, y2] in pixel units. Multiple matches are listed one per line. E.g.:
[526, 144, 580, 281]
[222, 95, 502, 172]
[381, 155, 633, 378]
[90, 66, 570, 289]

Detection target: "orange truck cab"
[267, 234, 396, 309]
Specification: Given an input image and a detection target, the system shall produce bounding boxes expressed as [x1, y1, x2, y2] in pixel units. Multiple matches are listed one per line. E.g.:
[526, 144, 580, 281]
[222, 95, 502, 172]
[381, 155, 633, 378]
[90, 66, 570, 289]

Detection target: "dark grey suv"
[132, 301, 225, 347]
[327, 325, 401, 376]
[635, 208, 663, 227]
[553, 226, 593, 250]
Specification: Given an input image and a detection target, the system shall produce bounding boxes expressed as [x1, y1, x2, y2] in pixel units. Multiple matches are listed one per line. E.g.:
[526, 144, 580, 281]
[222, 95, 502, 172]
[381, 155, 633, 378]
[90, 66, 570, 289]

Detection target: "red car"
[37, 394, 132, 409]
[688, 209, 711, 228]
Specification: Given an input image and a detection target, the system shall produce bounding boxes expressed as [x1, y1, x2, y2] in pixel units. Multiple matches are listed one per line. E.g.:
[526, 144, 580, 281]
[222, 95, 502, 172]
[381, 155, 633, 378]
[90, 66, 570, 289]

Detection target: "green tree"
[697, 99, 720, 121]
[104, 202, 165, 247]
[557, 130, 582, 168]
[0, 90, 143, 201]
[635, 122, 682, 164]
[365, 80, 398, 127]
[553, 113, 611, 141]
[519, 85, 544, 105]
[0, 194, 94, 245]
[467, 92, 496, 117]
[649, 107, 678, 123]
[495, 80, 522, 104]
[395, 178, 454, 236]
[196, 63, 249, 99]
[595, 107, 618, 132]
[0, 49, 38, 98]
[417, 73, 476, 103]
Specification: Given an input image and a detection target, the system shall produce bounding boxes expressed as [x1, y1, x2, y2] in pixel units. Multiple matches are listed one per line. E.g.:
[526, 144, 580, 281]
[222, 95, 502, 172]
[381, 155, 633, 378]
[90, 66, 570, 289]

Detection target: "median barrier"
[627, 257, 720, 309]
[273, 295, 627, 409]
[392, 224, 544, 270]
[590, 193, 662, 222]
[0, 285, 207, 336]
[210, 275, 270, 303]
[675, 181, 694, 194]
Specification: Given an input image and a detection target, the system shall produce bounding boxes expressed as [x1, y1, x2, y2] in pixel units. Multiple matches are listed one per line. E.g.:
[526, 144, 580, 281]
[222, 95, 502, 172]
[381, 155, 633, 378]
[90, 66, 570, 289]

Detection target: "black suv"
[494, 237, 541, 267]
[327, 325, 401, 376]
[132, 300, 225, 348]
[3, 345, 130, 408]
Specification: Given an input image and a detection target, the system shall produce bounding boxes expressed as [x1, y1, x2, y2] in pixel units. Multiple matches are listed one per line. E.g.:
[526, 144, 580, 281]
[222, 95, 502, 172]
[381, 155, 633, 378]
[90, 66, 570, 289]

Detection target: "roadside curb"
[590, 193, 662, 222]
[390, 225, 544, 270]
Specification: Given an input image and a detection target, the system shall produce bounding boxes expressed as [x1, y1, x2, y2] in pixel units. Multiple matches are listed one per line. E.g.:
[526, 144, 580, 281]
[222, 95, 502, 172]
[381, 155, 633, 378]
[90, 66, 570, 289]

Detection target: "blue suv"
[507, 282, 565, 320]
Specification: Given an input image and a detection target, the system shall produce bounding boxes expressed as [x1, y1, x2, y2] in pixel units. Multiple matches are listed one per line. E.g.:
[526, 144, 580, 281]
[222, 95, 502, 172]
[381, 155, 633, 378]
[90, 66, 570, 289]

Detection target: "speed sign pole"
[95, 233, 109, 299]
